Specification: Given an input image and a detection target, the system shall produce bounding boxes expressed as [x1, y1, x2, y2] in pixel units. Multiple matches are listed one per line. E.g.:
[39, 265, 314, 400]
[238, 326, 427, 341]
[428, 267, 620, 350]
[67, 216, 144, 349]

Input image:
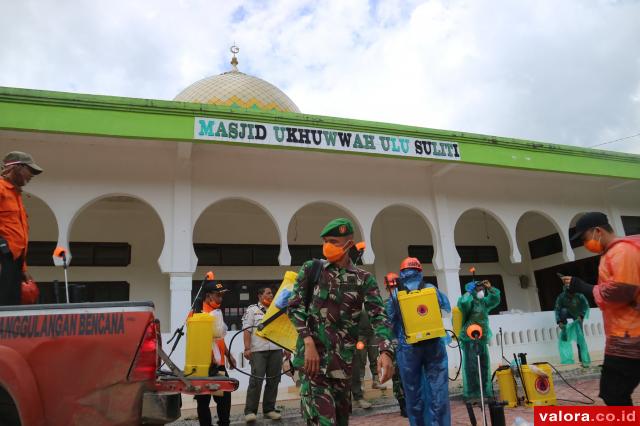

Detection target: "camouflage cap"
[2, 151, 43, 174]
[320, 218, 355, 237]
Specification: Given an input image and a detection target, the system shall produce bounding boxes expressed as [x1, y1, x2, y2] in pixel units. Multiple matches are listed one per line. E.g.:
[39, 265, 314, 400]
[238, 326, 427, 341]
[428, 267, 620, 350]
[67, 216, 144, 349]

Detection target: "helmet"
[400, 257, 422, 271]
[384, 272, 399, 288]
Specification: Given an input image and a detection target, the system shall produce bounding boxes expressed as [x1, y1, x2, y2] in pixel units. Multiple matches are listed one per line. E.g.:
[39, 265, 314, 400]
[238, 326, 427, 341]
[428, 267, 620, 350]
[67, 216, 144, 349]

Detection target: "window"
[27, 242, 131, 266]
[408, 245, 499, 263]
[37, 281, 129, 303]
[458, 274, 507, 315]
[456, 246, 499, 263]
[289, 245, 323, 266]
[535, 256, 599, 311]
[622, 216, 640, 236]
[407, 245, 434, 263]
[528, 233, 563, 259]
[194, 244, 280, 266]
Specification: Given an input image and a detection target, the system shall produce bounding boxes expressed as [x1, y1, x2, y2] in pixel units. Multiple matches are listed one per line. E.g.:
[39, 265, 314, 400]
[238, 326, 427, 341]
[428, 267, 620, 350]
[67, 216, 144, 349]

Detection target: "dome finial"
[230, 44, 240, 71]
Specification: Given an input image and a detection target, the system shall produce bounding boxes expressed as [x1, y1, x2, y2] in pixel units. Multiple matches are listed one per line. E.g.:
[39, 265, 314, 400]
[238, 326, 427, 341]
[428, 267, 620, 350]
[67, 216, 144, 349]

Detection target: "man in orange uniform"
[565, 212, 640, 405]
[0, 151, 43, 306]
[194, 281, 237, 426]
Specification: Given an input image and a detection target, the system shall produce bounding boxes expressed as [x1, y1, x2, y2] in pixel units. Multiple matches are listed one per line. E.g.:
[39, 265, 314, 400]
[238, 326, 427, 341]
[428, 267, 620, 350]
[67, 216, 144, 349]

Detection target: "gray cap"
[3, 151, 43, 174]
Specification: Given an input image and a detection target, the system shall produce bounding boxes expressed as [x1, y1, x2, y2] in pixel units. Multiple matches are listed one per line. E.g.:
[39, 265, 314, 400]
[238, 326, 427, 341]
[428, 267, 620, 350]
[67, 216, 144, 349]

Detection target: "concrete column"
[606, 204, 626, 236]
[168, 273, 192, 368]
[169, 273, 193, 331]
[159, 144, 197, 359]
[430, 173, 462, 305]
[54, 213, 72, 266]
[435, 267, 462, 311]
[273, 208, 292, 266]
[357, 211, 376, 265]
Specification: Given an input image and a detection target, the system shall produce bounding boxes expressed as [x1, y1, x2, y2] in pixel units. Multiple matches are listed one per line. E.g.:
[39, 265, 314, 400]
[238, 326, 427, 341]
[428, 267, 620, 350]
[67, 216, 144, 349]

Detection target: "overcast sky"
[1, 0, 639, 154]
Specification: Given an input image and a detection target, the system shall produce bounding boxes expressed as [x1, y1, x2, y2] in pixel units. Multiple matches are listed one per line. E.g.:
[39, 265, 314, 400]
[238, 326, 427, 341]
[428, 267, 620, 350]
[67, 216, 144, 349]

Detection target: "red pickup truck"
[0, 301, 239, 426]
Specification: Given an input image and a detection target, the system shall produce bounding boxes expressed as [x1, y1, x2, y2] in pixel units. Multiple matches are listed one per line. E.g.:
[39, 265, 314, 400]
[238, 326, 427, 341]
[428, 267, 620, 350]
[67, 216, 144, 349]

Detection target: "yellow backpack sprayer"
[164, 271, 216, 375]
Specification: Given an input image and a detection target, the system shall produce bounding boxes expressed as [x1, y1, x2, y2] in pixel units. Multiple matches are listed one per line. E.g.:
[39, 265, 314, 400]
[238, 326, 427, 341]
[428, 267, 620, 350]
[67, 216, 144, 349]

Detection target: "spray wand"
[53, 246, 70, 303]
[166, 271, 215, 358]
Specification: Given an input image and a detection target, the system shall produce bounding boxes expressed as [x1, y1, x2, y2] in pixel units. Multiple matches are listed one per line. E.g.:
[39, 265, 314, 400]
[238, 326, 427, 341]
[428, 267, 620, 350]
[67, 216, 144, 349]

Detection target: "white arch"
[453, 207, 522, 264]
[288, 200, 365, 262]
[68, 192, 167, 266]
[288, 200, 364, 236]
[370, 203, 438, 266]
[516, 209, 574, 263]
[193, 196, 282, 239]
[23, 191, 60, 239]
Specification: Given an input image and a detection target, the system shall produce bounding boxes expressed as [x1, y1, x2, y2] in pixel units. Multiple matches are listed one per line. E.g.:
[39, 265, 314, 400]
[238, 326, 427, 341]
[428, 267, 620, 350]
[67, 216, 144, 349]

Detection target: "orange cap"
[400, 257, 422, 271]
[355, 241, 366, 251]
[53, 246, 67, 258]
[205, 271, 215, 281]
[469, 267, 476, 274]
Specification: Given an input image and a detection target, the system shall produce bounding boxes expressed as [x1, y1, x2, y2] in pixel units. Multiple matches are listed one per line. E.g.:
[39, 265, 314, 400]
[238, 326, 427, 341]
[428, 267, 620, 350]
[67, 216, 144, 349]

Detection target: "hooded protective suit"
[386, 268, 451, 426]
[555, 287, 591, 367]
[457, 281, 501, 401]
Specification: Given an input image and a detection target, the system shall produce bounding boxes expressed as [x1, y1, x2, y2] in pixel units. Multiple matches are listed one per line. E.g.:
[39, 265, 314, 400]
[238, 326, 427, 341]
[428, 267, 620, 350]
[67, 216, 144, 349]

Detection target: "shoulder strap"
[304, 259, 325, 312]
[418, 278, 426, 290]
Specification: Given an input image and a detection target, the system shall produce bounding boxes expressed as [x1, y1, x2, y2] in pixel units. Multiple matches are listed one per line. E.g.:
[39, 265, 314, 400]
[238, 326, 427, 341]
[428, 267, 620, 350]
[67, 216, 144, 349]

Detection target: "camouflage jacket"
[287, 260, 394, 379]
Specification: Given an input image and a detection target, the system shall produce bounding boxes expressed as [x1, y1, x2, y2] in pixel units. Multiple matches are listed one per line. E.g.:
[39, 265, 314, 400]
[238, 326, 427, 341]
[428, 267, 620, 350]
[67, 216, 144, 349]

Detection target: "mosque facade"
[1, 49, 639, 379]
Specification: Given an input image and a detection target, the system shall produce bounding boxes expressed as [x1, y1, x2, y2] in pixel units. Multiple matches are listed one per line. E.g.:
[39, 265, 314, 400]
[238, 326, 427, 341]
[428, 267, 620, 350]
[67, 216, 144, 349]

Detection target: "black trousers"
[600, 355, 640, 406]
[0, 254, 22, 306]
[195, 364, 232, 426]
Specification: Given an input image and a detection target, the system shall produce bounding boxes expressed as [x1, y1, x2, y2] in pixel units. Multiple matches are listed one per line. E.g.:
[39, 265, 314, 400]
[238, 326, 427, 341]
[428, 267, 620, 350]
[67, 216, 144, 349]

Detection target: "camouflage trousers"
[299, 371, 351, 426]
[392, 367, 404, 401]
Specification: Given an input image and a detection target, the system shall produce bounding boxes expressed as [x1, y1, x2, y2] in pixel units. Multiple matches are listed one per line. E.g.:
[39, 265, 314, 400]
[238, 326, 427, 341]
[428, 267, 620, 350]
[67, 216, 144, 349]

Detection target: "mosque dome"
[174, 46, 300, 113]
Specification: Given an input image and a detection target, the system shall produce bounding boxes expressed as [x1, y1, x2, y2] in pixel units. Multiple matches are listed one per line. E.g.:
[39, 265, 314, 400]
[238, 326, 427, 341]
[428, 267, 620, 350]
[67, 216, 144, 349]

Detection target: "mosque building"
[1, 47, 639, 379]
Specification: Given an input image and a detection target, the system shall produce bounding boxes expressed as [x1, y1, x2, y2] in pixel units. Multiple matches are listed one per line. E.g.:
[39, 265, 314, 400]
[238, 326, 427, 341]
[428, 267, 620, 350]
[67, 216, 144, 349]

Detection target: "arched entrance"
[370, 204, 435, 289]
[287, 202, 362, 266]
[454, 209, 511, 314]
[67, 195, 167, 328]
[193, 198, 281, 329]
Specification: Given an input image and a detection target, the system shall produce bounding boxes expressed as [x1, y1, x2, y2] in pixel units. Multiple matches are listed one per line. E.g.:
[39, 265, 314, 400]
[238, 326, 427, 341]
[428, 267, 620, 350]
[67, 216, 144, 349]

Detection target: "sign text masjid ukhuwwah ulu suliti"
[194, 117, 461, 161]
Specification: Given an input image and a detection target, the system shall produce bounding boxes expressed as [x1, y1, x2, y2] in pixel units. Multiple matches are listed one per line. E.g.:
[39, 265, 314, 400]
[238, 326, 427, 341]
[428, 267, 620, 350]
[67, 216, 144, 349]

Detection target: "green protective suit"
[555, 289, 591, 367]
[457, 283, 501, 401]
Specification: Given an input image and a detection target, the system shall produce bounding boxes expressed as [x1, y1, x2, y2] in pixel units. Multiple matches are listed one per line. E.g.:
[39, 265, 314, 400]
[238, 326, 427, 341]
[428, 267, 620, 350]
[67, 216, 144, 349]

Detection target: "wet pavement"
[169, 367, 640, 425]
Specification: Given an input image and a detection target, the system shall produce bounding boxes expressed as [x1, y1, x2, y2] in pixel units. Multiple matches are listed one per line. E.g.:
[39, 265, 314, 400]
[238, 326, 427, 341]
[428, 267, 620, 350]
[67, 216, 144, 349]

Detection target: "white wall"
[6, 130, 640, 388]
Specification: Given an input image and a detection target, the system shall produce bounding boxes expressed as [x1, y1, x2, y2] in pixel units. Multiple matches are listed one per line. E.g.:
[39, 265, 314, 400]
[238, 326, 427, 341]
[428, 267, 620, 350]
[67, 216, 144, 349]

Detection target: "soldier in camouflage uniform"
[287, 218, 395, 426]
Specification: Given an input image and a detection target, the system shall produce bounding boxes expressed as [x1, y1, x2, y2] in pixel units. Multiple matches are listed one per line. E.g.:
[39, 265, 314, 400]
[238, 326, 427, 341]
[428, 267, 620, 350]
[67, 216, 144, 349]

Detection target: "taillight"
[128, 321, 159, 381]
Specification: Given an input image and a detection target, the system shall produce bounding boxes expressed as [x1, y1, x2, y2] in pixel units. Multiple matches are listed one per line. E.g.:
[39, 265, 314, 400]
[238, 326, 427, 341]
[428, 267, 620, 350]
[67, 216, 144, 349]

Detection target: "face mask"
[262, 298, 272, 307]
[584, 230, 604, 254]
[476, 290, 485, 299]
[399, 268, 422, 289]
[323, 241, 353, 263]
[205, 299, 220, 310]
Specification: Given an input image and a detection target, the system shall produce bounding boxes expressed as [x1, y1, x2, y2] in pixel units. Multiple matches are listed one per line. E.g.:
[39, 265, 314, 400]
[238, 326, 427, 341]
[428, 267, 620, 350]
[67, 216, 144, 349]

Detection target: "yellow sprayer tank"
[184, 312, 214, 376]
[452, 305, 463, 338]
[397, 287, 446, 344]
[522, 363, 556, 407]
[495, 365, 519, 408]
[255, 271, 299, 352]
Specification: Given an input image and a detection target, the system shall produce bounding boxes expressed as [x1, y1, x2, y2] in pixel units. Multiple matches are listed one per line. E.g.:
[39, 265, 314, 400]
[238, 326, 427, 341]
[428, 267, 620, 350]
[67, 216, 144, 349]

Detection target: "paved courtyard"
[169, 367, 640, 425]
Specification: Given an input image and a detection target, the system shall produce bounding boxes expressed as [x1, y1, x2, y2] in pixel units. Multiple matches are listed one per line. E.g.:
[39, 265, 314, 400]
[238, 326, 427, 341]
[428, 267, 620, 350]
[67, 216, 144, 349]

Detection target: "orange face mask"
[262, 298, 272, 307]
[204, 299, 221, 311]
[323, 241, 353, 263]
[584, 230, 604, 254]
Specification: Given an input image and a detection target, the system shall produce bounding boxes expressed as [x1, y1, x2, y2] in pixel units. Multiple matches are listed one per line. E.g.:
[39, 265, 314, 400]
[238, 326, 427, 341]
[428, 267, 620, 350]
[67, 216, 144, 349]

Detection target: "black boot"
[398, 398, 407, 418]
